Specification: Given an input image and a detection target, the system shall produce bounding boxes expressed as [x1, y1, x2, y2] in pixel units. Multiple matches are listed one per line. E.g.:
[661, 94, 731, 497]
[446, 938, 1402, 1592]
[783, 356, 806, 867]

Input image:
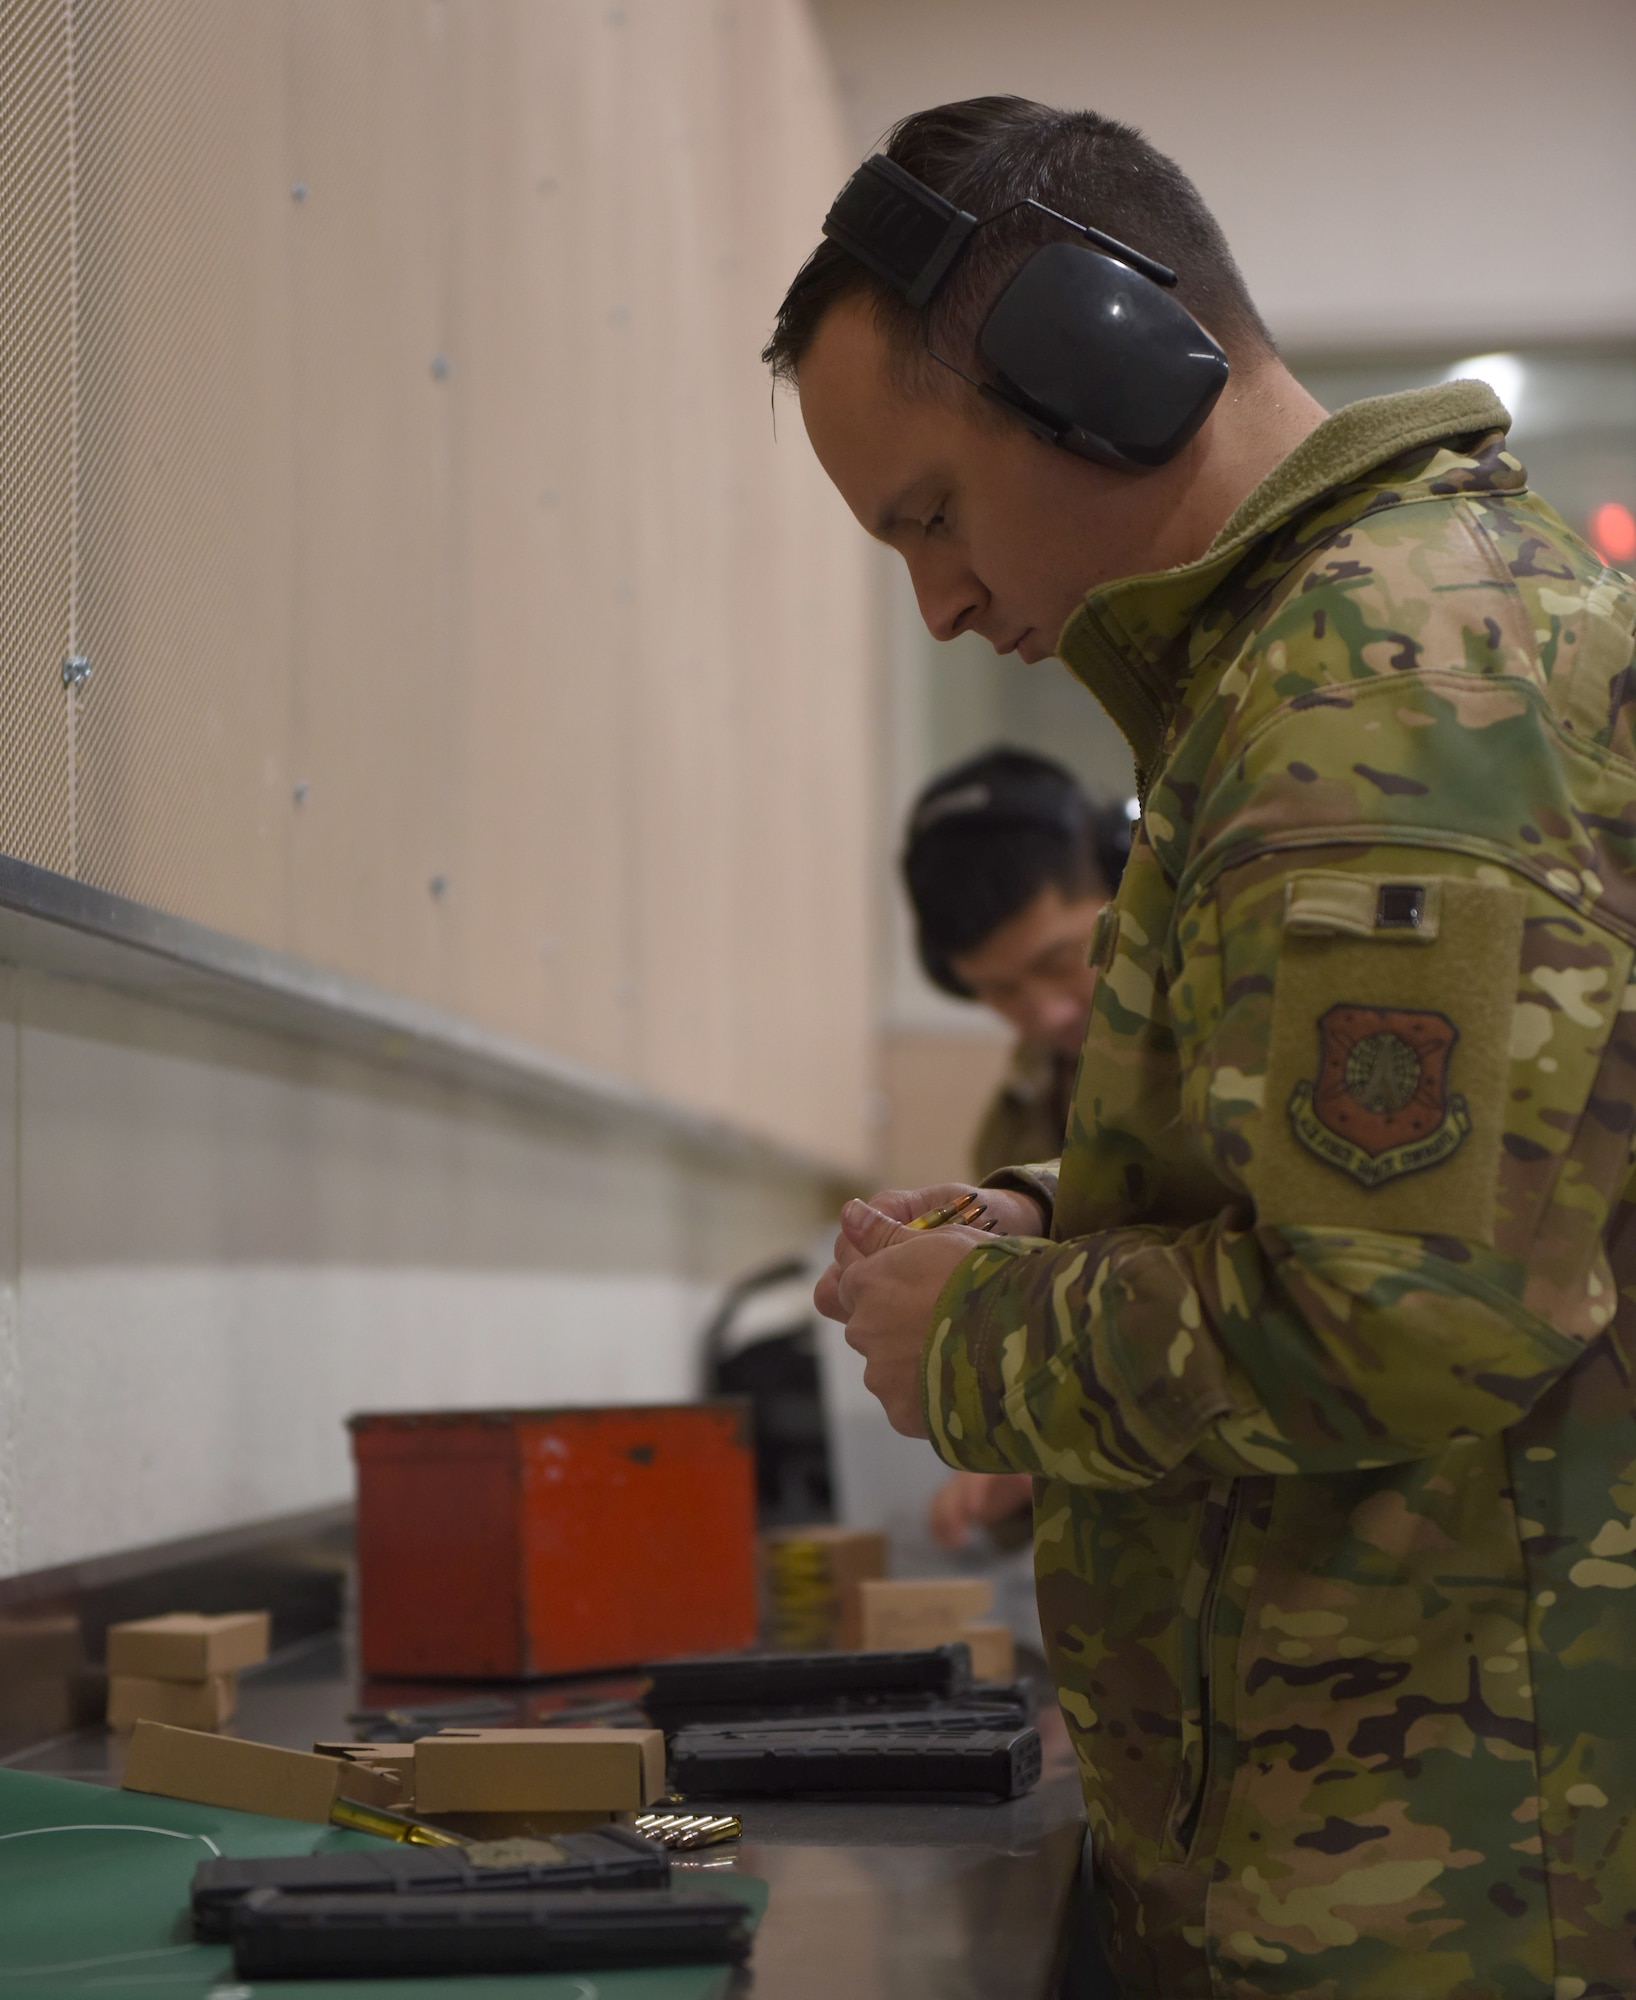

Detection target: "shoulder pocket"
[1254, 871, 1524, 1245]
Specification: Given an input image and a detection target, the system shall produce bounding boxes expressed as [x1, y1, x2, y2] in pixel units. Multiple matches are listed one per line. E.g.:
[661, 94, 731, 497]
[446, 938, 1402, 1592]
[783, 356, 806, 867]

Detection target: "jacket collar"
[1053, 382, 1515, 779]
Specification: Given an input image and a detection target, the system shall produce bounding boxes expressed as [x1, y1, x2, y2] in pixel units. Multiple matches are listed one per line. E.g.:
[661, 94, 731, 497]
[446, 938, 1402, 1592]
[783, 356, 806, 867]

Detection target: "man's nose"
[906, 552, 984, 644]
[1034, 989, 1088, 1041]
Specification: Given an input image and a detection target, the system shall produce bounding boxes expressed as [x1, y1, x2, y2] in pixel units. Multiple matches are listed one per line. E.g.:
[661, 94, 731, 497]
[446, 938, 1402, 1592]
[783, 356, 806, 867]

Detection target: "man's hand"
[813, 1182, 1045, 1324]
[812, 1185, 1047, 1438]
[928, 1470, 1035, 1550]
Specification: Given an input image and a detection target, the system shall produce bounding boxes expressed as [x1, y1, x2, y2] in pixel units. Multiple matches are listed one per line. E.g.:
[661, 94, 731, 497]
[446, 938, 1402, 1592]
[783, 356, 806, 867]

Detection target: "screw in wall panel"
[61, 655, 91, 689]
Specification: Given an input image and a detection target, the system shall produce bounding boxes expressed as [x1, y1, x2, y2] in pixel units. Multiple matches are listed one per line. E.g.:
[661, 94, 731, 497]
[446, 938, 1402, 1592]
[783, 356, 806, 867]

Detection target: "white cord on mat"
[0, 1825, 224, 1980]
[0, 1822, 221, 1857]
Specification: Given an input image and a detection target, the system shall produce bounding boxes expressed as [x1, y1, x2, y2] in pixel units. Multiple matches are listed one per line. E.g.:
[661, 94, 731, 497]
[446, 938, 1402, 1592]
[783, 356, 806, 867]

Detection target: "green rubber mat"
[0, 1768, 765, 1997]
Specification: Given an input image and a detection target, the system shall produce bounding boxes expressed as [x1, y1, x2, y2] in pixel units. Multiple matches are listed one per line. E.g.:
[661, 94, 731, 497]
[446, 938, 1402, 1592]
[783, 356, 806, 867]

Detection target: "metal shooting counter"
[2, 1631, 1087, 1999]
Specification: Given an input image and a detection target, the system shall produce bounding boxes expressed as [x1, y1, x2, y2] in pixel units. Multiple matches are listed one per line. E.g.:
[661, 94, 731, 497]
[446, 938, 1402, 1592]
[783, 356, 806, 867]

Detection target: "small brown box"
[313, 1741, 414, 1802]
[107, 1613, 270, 1682]
[413, 1729, 666, 1814]
[762, 1526, 888, 1651]
[958, 1621, 1017, 1684]
[858, 1578, 993, 1652]
[107, 1673, 236, 1733]
[123, 1722, 401, 1824]
[314, 1741, 417, 1769]
[0, 1613, 86, 1743]
[0, 1612, 82, 1681]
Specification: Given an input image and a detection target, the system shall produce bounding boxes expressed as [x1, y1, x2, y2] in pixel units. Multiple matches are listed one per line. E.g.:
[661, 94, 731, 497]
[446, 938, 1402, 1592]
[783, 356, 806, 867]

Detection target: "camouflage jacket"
[970, 1035, 1075, 1183]
[925, 383, 1636, 1998]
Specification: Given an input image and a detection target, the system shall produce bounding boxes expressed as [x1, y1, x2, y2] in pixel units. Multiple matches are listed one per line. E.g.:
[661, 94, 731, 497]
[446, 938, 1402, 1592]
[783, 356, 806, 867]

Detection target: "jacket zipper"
[1177, 1481, 1244, 1860]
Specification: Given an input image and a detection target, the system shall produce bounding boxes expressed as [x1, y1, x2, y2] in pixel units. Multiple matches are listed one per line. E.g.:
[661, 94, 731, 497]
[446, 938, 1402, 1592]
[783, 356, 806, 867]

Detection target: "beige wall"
[811, 0, 1636, 352]
[2, 0, 877, 1170]
[0, 959, 842, 1578]
[879, 1025, 1013, 1191]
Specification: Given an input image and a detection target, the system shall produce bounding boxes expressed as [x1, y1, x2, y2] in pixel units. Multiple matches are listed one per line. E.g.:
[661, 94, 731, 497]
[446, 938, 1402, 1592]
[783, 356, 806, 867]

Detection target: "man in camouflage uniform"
[775, 97, 1636, 1997]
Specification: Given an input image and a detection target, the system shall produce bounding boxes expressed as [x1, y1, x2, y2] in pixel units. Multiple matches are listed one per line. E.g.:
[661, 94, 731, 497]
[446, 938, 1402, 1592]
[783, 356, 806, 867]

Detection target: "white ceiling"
[809, 0, 1636, 352]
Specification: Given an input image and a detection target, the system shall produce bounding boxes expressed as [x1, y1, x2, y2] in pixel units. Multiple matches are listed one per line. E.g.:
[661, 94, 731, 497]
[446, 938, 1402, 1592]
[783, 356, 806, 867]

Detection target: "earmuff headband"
[907, 773, 1086, 844]
[818, 151, 1230, 471]
[822, 156, 1178, 310]
[822, 156, 979, 311]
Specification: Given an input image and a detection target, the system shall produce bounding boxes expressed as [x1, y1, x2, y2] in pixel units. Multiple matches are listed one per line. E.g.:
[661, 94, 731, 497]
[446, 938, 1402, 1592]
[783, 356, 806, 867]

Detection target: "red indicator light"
[1589, 501, 1636, 566]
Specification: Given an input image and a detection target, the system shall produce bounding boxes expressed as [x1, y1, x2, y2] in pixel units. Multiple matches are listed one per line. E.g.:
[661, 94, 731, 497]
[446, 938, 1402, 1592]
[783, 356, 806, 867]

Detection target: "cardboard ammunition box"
[123, 1722, 403, 1824]
[0, 1612, 82, 1680]
[107, 1672, 236, 1733]
[858, 1578, 994, 1652]
[350, 1405, 758, 1677]
[958, 1621, 1017, 1685]
[106, 1612, 270, 1682]
[313, 1741, 417, 1770]
[0, 1613, 85, 1745]
[413, 1728, 666, 1814]
[312, 1742, 414, 1801]
[762, 1526, 888, 1651]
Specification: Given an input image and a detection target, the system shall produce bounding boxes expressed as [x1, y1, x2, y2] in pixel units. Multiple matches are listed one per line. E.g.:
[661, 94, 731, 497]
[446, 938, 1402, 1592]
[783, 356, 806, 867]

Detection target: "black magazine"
[231, 1886, 751, 1979]
[193, 1826, 666, 1941]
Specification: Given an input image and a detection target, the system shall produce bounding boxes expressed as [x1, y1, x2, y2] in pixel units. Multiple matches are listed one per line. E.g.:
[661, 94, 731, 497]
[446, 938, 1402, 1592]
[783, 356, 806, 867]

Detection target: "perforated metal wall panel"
[69, 0, 296, 928]
[0, 0, 74, 873]
[0, 0, 876, 1168]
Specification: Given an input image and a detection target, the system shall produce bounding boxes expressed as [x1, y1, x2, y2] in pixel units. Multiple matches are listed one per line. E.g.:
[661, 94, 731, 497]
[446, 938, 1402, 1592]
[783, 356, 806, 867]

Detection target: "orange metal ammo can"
[349, 1404, 759, 1679]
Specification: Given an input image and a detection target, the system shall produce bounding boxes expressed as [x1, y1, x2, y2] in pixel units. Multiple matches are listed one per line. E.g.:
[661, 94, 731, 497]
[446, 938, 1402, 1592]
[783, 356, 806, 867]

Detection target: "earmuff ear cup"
[978, 241, 1230, 468]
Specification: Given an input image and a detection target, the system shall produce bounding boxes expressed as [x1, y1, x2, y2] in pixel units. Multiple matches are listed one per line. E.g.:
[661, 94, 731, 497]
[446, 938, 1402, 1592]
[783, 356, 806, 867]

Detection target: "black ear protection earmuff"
[821, 153, 1230, 469]
[906, 770, 1087, 846]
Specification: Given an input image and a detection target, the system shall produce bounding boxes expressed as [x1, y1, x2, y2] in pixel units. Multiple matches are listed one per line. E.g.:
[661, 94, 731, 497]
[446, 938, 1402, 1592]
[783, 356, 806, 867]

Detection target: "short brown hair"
[763, 96, 1272, 393]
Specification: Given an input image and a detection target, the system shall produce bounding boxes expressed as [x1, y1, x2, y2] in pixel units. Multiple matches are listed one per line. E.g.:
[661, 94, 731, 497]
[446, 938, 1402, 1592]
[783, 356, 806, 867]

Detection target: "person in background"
[904, 746, 1130, 1182]
[901, 747, 1130, 1550]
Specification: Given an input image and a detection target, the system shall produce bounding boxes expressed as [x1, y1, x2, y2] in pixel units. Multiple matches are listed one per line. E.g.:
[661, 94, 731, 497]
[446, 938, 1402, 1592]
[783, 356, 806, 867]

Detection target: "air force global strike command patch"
[1288, 1003, 1470, 1188]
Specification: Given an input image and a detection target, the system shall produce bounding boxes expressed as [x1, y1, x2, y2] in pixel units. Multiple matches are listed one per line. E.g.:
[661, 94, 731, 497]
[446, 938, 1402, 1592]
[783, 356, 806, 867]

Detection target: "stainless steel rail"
[0, 854, 858, 1189]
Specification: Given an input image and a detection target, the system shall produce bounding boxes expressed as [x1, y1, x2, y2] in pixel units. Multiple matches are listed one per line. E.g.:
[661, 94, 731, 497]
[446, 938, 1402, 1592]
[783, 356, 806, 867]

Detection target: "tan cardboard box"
[857, 1577, 993, 1652]
[413, 1729, 666, 1814]
[0, 1613, 86, 1743]
[313, 1741, 414, 1803]
[122, 1722, 402, 1823]
[958, 1621, 1016, 1684]
[107, 1673, 236, 1732]
[0, 1612, 82, 1679]
[314, 1741, 416, 1768]
[107, 1612, 270, 1682]
[762, 1525, 888, 1650]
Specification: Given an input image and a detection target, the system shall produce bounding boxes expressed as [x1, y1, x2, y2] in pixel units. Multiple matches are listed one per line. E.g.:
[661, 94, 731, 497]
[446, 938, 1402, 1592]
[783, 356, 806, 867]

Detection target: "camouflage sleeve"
[925, 685, 1636, 1484]
[978, 1160, 1060, 1228]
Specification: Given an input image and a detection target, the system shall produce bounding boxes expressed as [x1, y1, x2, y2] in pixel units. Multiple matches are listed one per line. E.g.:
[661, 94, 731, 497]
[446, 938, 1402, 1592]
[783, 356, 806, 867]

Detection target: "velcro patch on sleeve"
[1283, 872, 1442, 941]
[1254, 874, 1524, 1243]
